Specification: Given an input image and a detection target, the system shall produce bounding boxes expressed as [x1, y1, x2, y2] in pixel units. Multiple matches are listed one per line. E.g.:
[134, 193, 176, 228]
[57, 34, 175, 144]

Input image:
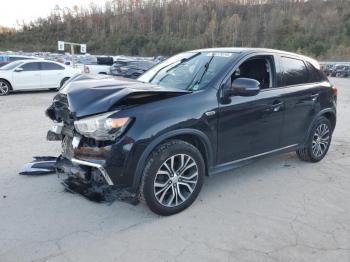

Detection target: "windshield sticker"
[206, 52, 233, 57]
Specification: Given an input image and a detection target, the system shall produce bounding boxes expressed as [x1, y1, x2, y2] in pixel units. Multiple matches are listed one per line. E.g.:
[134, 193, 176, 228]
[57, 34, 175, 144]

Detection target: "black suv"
[46, 48, 337, 215]
[336, 65, 350, 77]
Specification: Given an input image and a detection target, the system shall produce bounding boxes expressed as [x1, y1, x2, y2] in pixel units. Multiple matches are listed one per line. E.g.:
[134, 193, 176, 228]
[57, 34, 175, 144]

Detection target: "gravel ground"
[0, 78, 349, 262]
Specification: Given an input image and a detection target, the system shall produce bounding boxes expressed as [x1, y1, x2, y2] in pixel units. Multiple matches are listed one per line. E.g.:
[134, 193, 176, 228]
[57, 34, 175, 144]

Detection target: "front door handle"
[271, 100, 284, 112]
[310, 93, 319, 101]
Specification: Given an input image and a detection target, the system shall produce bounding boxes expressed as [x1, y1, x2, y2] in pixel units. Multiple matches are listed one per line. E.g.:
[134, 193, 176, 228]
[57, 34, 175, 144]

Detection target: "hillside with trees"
[0, 0, 350, 60]
[0, 26, 14, 34]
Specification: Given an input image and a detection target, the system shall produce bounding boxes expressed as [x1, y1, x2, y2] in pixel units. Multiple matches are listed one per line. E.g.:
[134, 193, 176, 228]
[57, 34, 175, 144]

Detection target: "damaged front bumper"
[44, 93, 140, 204]
[46, 123, 138, 204]
[71, 158, 113, 186]
[55, 155, 138, 204]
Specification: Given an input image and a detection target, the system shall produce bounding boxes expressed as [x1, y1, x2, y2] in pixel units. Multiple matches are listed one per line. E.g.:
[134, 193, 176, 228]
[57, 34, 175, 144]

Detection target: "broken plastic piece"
[19, 156, 57, 175]
[61, 176, 139, 205]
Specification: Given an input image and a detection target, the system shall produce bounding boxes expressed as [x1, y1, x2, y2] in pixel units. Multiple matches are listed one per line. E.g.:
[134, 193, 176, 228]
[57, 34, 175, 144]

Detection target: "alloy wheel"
[312, 123, 330, 158]
[153, 154, 199, 207]
[0, 81, 9, 95]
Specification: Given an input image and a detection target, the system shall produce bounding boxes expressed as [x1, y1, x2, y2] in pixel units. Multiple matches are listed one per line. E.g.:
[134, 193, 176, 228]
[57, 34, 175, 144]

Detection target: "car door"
[278, 56, 322, 147]
[12, 62, 41, 90]
[217, 54, 285, 164]
[40, 62, 65, 88]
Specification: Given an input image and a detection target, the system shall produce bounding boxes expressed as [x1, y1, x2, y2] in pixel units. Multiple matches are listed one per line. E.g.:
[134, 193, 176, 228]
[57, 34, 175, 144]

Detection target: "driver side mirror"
[14, 67, 23, 72]
[225, 78, 261, 97]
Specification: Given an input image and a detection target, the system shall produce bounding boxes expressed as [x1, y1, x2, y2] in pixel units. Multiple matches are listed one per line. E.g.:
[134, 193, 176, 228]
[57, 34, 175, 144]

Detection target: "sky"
[0, 0, 108, 28]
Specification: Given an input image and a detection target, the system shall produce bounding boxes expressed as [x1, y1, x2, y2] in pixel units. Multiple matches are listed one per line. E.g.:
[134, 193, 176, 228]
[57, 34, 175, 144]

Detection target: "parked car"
[110, 59, 156, 78]
[321, 64, 334, 76]
[0, 60, 80, 95]
[335, 65, 350, 77]
[83, 56, 114, 75]
[0, 54, 39, 67]
[329, 64, 345, 77]
[46, 48, 337, 215]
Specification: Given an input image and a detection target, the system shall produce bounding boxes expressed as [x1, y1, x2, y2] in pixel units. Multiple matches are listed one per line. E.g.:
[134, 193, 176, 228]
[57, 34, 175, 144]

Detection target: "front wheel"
[140, 140, 205, 216]
[59, 77, 70, 90]
[0, 80, 11, 96]
[296, 117, 332, 162]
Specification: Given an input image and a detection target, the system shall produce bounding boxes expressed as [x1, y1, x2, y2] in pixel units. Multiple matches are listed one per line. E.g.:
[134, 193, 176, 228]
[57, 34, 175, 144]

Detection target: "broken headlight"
[74, 111, 132, 141]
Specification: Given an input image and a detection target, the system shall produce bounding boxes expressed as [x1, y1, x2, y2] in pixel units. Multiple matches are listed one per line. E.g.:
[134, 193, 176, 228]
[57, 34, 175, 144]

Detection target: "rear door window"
[281, 57, 309, 86]
[41, 62, 64, 70]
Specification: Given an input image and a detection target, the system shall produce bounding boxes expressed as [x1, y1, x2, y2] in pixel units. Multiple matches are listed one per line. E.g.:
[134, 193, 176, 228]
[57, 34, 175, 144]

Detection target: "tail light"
[332, 85, 338, 96]
[84, 65, 90, 74]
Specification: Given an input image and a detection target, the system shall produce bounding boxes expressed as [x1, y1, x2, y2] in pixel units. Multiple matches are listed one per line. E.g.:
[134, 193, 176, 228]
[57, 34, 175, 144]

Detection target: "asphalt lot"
[0, 78, 349, 262]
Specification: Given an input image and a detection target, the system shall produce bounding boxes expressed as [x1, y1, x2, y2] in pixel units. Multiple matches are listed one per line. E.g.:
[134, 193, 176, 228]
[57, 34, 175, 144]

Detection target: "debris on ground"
[19, 156, 57, 175]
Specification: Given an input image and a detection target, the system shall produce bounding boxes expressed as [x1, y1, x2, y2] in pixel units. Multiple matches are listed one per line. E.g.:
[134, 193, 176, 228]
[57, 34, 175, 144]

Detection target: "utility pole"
[58, 41, 87, 68]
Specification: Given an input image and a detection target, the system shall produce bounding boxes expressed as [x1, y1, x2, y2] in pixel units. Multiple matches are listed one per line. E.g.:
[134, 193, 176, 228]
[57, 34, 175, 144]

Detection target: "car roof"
[191, 47, 300, 56]
[16, 59, 62, 64]
[190, 47, 320, 69]
[9, 55, 40, 59]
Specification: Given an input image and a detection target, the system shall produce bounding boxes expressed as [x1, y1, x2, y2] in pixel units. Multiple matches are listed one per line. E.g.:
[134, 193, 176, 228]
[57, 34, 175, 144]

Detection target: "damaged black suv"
[46, 48, 337, 215]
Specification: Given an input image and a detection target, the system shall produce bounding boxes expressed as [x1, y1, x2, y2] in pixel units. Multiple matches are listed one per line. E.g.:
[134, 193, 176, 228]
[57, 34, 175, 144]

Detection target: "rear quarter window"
[281, 57, 309, 86]
[305, 62, 327, 82]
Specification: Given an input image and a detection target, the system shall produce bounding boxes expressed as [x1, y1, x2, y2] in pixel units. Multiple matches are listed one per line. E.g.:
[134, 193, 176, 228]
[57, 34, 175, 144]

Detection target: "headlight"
[74, 111, 132, 141]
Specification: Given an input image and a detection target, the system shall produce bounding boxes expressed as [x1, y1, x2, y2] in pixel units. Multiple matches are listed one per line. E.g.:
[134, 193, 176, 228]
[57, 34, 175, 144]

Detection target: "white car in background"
[0, 60, 81, 95]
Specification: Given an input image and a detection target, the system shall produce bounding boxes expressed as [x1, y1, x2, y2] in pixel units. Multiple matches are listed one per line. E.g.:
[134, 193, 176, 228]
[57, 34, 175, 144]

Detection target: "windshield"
[138, 52, 236, 90]
[0, 61, 23, 70]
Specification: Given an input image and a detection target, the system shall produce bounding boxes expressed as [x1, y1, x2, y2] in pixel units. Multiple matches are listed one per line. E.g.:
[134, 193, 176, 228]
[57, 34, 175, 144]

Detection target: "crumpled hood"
[56, 74, 190, 118]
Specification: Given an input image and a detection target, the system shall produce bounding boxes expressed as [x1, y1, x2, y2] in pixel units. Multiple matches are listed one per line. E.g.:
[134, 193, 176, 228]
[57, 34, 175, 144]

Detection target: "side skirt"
[209, 144, 299, 176]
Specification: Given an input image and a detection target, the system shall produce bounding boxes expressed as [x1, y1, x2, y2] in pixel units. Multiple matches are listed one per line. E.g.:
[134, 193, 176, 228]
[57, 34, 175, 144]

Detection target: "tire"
[296, 116, 332, 162]
[59, 77, 70, 90]
[0, 79, 11, 96]
[140, 139, 205, 216]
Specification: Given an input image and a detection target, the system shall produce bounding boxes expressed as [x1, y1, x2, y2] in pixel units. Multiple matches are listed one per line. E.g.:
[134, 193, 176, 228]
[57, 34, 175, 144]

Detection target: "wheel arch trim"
[0, 78, 13, 90]
[131, 128, 214, 192]
[304, 108, 336, 145]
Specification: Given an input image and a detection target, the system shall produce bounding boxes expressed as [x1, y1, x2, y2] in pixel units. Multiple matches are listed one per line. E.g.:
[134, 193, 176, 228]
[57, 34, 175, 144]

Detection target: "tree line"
[0, 0, 350, 60]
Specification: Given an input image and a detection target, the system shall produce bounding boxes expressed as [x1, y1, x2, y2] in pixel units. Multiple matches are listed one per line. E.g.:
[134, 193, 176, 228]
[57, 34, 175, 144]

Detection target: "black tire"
[140, 139, 205, 216]
[59, 77, 70, 90]
[296, 116, 332, 162]
[0, 79, 11, 96]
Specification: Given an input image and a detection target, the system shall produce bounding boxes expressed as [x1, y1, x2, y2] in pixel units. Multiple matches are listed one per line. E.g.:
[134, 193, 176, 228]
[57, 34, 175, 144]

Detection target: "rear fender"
[302, 108, 336, 146]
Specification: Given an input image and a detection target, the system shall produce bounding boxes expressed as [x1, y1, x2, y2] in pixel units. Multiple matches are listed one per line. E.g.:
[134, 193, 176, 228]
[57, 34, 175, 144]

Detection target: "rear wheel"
[0, 79, 11, 96]
[296, 117, 332, 162]
[140, 140, 205, 216]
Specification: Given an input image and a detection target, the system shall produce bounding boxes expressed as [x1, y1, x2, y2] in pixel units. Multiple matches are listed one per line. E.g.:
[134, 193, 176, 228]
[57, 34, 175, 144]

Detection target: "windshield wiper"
[149, 52, 201, 83]
[187, 55, 214, 91]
